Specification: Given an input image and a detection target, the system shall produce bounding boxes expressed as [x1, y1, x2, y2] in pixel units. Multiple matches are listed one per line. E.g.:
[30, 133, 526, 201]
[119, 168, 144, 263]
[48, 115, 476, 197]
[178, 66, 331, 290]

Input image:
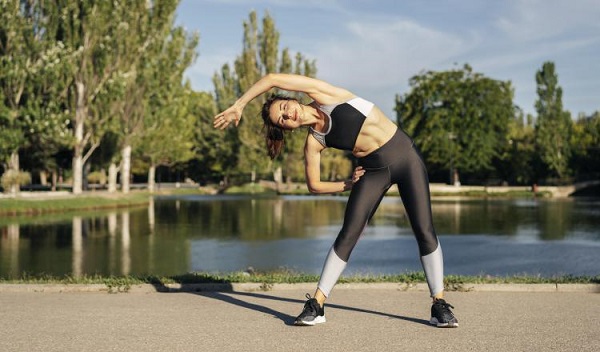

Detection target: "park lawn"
[0, 192, 151, 216]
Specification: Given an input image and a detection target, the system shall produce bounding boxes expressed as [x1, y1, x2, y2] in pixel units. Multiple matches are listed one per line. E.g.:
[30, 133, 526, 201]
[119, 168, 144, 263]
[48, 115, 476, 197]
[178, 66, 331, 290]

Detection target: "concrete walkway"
[0, 284, 598, 352]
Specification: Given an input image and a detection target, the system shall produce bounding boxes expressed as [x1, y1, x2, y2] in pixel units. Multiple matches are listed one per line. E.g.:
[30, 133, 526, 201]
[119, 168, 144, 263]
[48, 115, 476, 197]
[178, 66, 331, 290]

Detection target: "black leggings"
[317, 128, 444, 297]
[336, 128, 438, 260]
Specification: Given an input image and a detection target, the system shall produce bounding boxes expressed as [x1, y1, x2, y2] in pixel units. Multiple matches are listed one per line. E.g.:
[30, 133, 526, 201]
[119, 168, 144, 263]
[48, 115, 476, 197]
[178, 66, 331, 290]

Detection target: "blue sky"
[176, 0, 600, 118]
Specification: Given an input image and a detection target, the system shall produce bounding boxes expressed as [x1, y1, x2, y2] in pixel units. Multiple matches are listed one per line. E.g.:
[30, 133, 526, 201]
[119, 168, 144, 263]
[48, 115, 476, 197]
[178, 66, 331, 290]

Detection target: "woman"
[214, 73, 458, 328]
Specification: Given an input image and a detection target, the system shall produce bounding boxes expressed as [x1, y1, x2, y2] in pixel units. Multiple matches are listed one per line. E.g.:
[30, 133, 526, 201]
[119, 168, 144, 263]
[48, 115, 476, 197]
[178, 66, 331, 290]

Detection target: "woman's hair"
[261, 94, 296, 160]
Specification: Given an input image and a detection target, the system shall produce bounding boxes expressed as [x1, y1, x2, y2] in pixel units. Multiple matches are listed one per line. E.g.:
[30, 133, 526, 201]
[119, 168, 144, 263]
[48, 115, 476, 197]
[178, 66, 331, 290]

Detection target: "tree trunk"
[72, 81, 86, 195]
[8, 151, 19, 195]
[40, 171, 47, 186]
[121, 144, 132, 194]
[273, 166, 282, 184]
[148, 164, 156, 193]
[108, 162, 119, 193]
[51, 170, 57, 191]
[453, 169, 461, 186]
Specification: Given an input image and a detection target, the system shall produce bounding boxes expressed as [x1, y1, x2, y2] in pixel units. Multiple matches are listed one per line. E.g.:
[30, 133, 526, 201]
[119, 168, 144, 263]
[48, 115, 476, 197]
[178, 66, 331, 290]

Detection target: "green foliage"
[191, 91, 233, 178]
[136, 23, 200, 171]
[396, 64, 515, 181]
[495, 110, 537, 185]
[534, 61, 572, 180]
[570, 111, 600, 176]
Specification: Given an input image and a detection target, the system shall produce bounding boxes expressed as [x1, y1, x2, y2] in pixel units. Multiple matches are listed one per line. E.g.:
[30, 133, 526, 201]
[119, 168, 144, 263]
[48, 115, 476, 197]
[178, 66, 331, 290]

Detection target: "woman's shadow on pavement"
[151, 282, 430, 327]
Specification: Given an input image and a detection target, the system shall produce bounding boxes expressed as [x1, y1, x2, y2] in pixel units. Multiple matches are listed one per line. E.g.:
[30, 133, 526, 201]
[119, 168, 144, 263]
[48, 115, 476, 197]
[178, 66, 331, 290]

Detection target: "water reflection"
[0, 196, 598, 278]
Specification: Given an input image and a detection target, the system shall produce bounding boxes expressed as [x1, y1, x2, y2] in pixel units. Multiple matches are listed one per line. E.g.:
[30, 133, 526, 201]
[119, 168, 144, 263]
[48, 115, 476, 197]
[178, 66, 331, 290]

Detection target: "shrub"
[87, 170, 107, 185]
[1, 170, 32, 193]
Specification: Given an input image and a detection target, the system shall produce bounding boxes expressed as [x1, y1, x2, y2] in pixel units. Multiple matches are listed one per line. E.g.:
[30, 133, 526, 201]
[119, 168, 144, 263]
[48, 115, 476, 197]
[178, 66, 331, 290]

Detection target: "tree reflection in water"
[0, 196, 598, 278]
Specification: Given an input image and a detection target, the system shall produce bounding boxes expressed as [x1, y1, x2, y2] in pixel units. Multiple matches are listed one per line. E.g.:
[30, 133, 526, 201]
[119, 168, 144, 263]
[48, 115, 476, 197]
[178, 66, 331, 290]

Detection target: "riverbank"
[0, 183, 555, 217]
[0, 188, 217, 216]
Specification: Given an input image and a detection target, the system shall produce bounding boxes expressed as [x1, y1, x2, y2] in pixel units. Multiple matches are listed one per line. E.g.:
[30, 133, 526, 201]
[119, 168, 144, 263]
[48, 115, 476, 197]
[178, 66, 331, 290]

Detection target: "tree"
[395, 64, 515, 184]
[136, 25, 199, 193]
[570, 111, 600, 177]
[495, 109, 536, 185]
[0, 0, 72, 193]
[191, 91, 231, 184]
[109, 0, 190, 193]
[211, 63, 240, 185]
[212, 11, 317, 185]
[0, 0, 39, 193]
[54, 0, 136, 194]
[534, 61, 572, 180]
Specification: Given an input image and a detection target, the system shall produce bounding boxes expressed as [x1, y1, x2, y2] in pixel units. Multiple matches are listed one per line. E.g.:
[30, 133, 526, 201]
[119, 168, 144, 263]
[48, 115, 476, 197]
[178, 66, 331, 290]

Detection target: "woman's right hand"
[213, 104, 242, 130]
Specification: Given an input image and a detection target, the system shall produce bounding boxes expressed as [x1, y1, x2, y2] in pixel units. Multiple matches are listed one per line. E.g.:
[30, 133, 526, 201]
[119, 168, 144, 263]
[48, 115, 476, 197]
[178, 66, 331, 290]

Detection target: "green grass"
[0, 192, 152, 216]
[224, 183, 277, 195]
[2, 271, 597, 286]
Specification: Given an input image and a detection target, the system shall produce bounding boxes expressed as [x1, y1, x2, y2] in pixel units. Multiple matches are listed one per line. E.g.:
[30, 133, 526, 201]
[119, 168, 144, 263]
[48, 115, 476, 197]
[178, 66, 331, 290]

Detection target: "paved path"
[1, 286, 598, 352]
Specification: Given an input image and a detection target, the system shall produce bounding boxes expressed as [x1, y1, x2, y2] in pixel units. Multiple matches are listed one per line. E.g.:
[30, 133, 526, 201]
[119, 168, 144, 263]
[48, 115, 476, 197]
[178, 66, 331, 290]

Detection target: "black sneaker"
[294, 294, 326, 326]
[430, 298, 459, 328]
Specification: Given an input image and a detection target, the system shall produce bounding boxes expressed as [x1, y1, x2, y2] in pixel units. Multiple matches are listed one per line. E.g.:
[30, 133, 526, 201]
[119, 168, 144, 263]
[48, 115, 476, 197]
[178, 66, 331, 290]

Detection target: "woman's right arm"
[213, 73, 352, 130]
[304, 137, 364, 194]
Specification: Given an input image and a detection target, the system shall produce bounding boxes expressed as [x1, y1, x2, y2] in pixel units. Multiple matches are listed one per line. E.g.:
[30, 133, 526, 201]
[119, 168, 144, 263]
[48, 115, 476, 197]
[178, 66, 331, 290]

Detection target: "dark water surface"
[1, 195, 599, 278]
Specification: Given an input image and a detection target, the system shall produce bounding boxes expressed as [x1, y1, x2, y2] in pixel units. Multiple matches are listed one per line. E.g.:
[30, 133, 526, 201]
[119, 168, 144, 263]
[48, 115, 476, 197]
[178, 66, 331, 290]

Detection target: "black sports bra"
[309, 97, 374, 150]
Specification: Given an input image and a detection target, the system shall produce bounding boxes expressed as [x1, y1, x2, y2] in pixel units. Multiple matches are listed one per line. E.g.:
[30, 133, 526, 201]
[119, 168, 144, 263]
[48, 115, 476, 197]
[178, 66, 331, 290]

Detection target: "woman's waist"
[356, 128, 414, 168]
[352, 125, 398, 158]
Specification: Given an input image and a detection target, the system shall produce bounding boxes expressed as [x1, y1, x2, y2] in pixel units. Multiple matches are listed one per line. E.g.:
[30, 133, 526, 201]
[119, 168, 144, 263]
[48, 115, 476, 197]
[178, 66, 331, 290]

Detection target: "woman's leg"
[393, 146, 444, 298]
[316, 167, 391, 300]
[392, 144, 458, 327]
[295, 168, 390, 325]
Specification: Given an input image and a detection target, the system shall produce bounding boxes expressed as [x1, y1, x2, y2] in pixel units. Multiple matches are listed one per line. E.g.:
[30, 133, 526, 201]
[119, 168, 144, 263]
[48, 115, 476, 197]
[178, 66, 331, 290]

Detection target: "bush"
[1, 170, 32, 193]
[87, 170, 107, 185]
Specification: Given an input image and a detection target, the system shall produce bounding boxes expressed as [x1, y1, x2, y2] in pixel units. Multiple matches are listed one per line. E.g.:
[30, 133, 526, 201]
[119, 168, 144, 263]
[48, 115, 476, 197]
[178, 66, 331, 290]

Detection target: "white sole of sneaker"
[295, 316, 326, 326]
[429, 317, 459, 328]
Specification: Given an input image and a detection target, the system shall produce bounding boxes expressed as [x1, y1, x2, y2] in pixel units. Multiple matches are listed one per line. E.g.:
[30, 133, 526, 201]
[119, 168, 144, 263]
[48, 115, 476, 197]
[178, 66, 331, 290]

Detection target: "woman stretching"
[214, 73, 458, 328]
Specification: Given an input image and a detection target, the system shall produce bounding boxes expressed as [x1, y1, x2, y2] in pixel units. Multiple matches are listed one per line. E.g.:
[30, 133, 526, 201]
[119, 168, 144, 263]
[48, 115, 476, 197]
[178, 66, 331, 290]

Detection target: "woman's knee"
[333, 231, 361, 261]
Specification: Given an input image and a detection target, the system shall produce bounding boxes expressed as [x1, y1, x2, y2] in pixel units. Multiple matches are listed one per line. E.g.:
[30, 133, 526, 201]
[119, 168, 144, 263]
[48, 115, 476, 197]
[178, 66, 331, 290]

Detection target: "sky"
[175, 0, 600, 118]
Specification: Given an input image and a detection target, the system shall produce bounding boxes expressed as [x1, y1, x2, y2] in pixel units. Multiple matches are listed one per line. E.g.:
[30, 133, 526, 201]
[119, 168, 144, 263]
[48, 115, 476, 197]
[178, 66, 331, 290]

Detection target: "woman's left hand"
[352, 166, 365, 184]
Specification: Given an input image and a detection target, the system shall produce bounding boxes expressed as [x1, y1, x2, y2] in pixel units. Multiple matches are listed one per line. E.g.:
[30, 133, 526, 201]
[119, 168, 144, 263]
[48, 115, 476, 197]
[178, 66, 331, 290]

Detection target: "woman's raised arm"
[213, 73, 352, 130]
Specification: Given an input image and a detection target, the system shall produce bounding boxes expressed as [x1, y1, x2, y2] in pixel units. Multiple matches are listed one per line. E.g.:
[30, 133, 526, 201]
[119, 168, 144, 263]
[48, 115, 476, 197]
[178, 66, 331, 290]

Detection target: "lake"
[1, 195, 599, 278]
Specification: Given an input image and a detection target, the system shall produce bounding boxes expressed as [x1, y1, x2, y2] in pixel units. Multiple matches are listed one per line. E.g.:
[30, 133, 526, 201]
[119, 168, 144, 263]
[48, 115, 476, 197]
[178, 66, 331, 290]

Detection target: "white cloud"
[313, 19, 474, 90]
[495, 0, 600, 42]
[298, 18, 478, 116]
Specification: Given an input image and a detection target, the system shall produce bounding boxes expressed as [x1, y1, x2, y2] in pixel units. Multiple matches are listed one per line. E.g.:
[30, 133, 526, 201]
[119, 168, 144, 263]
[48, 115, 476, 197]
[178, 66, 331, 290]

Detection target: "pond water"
[1, 195, 599, 278]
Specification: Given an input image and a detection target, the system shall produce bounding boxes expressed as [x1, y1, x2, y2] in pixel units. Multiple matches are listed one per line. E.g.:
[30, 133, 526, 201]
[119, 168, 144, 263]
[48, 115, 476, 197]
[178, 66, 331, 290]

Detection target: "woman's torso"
[311, 98, 398, 158]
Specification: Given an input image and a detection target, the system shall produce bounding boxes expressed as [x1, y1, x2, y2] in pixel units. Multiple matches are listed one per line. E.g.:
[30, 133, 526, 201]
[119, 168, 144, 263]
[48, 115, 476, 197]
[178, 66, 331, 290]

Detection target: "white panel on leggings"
[420, 243, 444, 297]
[317, 247, 347, 297]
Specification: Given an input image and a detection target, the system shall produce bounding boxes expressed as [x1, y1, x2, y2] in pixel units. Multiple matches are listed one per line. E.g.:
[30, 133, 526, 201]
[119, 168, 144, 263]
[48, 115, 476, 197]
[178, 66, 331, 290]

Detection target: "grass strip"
[0, 193, 151, 216]
[2, 271, 598, 286]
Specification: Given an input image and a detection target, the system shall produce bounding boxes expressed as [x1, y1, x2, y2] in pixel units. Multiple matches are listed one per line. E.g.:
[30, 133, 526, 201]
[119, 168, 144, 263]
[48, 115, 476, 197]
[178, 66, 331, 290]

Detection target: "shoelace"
[303, 293, 318, 313]
[434, 299, 455, 314]
[437, 301, 454, 310]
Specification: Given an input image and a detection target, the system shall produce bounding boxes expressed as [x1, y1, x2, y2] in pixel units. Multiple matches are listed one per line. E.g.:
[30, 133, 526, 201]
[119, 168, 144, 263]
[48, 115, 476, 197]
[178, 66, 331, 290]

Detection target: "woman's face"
[269, 99, 304, 130]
